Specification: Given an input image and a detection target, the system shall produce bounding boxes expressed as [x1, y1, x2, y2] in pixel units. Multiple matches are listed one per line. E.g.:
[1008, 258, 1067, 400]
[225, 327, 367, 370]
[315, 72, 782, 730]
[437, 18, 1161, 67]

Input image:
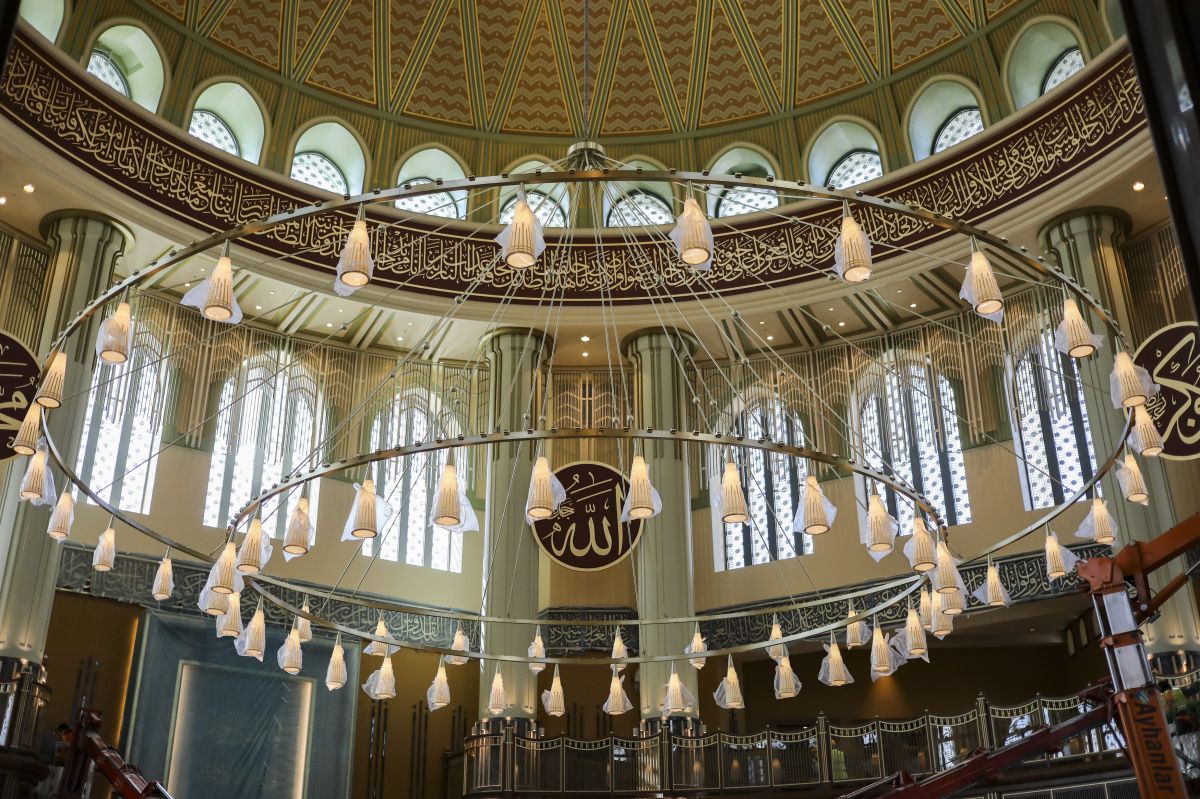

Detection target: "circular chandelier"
[17, 141, 1154, 710]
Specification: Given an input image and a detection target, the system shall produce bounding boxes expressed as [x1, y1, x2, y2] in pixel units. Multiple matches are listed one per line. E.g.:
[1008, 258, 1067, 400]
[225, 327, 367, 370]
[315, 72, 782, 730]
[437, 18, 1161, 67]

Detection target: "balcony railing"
[463, 690, 1125, 796]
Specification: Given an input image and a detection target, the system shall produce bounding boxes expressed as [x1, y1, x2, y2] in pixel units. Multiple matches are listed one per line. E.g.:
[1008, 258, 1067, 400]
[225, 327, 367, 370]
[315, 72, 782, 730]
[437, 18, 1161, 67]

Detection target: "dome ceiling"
[146, 0, 1021, 137]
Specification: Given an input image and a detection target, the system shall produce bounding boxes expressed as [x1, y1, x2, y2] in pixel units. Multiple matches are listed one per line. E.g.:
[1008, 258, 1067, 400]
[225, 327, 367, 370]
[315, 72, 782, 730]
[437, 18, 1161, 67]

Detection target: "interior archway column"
[478, 328, 552, 725]
[1041, 209, 1200, 662]
[622, 328, 699, 724]
[0, 212, 128, 782]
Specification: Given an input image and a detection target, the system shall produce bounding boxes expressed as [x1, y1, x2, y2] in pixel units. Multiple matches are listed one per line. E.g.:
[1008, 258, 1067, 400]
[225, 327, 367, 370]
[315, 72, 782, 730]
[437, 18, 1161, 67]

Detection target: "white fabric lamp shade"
[96, 302, 132, 364]
[714, 655, 744, 709]
[960, 250, 1003, 318]
[46, 491, 74, 540]
[774, 655, 801, 699]
[427, 658, 451, 711]
[671, 197, 713, 267]
[720, 462, 749, 524]
[13, 404, 40, 456]
[542, 664, 566, 717]
[1117, 452, 1150, 504]
[1131, 405, 1163, 457]
[34, 352, 67, 409]
[834, 212, 872, 283]
[336, 219, 374, 291]
[92, 527, 116, 571]
[326, 636, 347, 691]
[151, 556, 174, 601]
[432, 463, 461, 527]
[277, 629, 303, 675]
[487, 669, 507, 715]
[528, 626, 546, 674]
[1055, 298, 1101, 358]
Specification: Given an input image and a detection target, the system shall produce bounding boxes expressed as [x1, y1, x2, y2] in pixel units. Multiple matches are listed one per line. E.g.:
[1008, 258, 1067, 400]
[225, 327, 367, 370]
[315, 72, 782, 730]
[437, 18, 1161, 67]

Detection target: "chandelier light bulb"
[295, 603, 313, 643]
[364, 612, 391, 657]
[487, 668, 507, 715]
[363, 655, 397, 700]
[13, 404, 40, 456]
[427, 658, 451, 711]
[210, 541, 238, 595]
[446, 623, 470, 666]
[151, 556, 174, 601]
[603, 666, 632, 715]
[542, 664, 566, 717]
[625, 455, 658, 519]
[92, 527, 116, 572]
[236, 517, 267, 574]
[526, 456, 557, 520]
[1131, 405, 1163, 457]
[685, 623, 707, 669]
[1055, 298, 1101, 358]
[326, 635, 347, 691]
[774, 654, 801, 699]
[960, 249, 1004, 318]
[216, 593, 242, 638]
[46, 492, 74, 540]
[798, 475, 836, 535]
[202, 255, 238, 322]
[1116, 452, 1149, 504]
[845, 601, 870, 648]
[18, 449, 47, 501]
[1111, 351, 1157, 409]
[336, 218, 374, 291]
[349, 479, 380, 538]
[671, 196, 713, 268]
[719, 462, 749, 524]
[904, 607, 927, 657]
[834, 211, 872, 283]
[714, 655, 744, 709]
[432, 463, 461, 527]
[34, 352, 67, 409]
[528, 625, 546, 673]
[277, 628, 303, 675]
[96, 302, 132, 364]
[907, 518, 937, 573]
[284, 496, 313, 555]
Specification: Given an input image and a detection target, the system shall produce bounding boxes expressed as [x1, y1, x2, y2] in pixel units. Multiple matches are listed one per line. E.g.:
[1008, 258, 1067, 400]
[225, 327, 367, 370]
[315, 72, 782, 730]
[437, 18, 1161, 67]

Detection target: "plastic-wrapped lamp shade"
[834, 213, 872, 283]
[364, 614, 390, 657]
[427, 659, 451, 711]
[904, 608, 927, 656]
[720, 462, 749, 524]
[326, 638, 347, 691]
[350, 479, 380, 538]
[210, 542, 238, 595]
[216, 593, 242, 638]
[1117, 453, 1149, 504]
[527, 456, 557, 520]
[800, 475, 835, 535]
[92, 527, 116, 571]
[151, 556, 174, 601]
[1056, 298, 1100, 358]
[487, 669, 507, 715]
[337, 220, 374, 289]
[1131, 405, 1163, 457]
[627, 456, 656, 519]
[19, 450, 47, 500]
[1111, 351, 1153, 408]
[542, 664, 566, 717]
[46, 491, 74, 540]
[933, 542, 961, 594]
[672, 197, 712, 266]
[527, 627, 545, 674]
[13, 405, 40, 456]
[685, 624, 707, 669]
[446, 624, 470, 666]
[97, 302, 132, 364]
[236, 518, 266, 574]
[714, 656, 744, 709]
[432, 464, 461, 527]
[34, 352, 67, 409]
[961, 251, 1003, 317]
[203, 256, 236, 321]
[908, 518, 936, 573]
[774, 655, 801, 699]
[500, 198, 541, 268]
[284, 497, 313, 555]
[278, 629, 303, 675]
[295, 604, 313, 643]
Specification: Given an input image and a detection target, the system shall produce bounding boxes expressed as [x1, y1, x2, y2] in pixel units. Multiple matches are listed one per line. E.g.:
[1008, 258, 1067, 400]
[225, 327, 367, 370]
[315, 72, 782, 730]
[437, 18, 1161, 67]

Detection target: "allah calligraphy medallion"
[531, 461, 645, 571]
[1134, 322, 1200, 460]
[0, 331, 41, 462]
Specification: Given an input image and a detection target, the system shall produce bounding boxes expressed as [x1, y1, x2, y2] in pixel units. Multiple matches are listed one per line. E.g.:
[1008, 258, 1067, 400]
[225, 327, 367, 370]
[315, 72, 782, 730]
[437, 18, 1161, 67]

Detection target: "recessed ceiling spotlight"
[21, 183, 34, 193]
[895, 289, 902, 294]
[580, 335, 590, 342]
[397, 336, 404, 341]
[268, 290, 275, 295]
[407, 321, 413, 326]
[1132, 180, 1145, 192]
[766, 335, 774, 341]
[827, 307, 834, 312]
[337, 308, 343, 313]
[837, 321, 846, 327]
[581, 351, 589, 357]
[254, 304, 262, 310]
[0, 197, 7, 205]
[183, 282, 191, 288]
[758, 320, 765, 325]
[909, 303, 917, 308]
[325, 322, 333, 328]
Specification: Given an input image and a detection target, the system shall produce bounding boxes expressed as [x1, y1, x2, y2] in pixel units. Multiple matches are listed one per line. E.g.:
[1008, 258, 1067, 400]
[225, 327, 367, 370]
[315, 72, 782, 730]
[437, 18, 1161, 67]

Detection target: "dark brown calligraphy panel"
[0, 331, 41, 461]
[531, 461, 644, 571]
[1135, 322, 1200, 460]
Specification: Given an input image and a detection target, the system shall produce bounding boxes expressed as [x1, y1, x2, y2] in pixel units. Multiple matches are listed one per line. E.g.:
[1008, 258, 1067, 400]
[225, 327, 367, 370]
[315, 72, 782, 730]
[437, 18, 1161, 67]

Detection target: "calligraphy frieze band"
[0, 34, 1145, 304]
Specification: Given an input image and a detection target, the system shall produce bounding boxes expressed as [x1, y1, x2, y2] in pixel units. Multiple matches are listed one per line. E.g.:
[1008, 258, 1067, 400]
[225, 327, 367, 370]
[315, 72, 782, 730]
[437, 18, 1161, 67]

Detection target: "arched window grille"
[1012, 325, 1096, 509]
[607, 191, 674, 227]
[858, 362, 971, 531]
[722, 398, 812, 570]
[714, 186, 780, 219]
[76, 328, 168, 514]
[290, 151, 349, 195]
[86, 50, 129, 97]
[395, 177, 464, 219]
[203, 355, 322, 536]
[826, 150, 884, 189]
[365, 398, 463, 572]
[188, 109, 240, 157]
[932, 107, 984, 154]
[1041, 47, 1084, 94]
[499, 190, 567, 228]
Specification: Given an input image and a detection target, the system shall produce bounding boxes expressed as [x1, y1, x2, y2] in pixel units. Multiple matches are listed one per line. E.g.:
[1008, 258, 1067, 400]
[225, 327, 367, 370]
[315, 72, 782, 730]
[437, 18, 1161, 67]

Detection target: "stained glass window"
[86, 50, 129, 97]
[1013, 327, 1097, 509]
[203, 356, 321, 536]
[859, 363, 971, 532]
[290, 151, 348, 194]
[722, 398, 812, 570]
[188, 110, 239, 156]
[715, 186, 780, 218]
[933, 107, 984, 154]
[826, 150, 884, 189]
[395, 177, 464, 219]
[499, 190, 567, 227]
[76, 328, 167, 514]
[365, 399, 462, 572]
[1041, 48, 1084, 95]
[607, 191, 674, 227]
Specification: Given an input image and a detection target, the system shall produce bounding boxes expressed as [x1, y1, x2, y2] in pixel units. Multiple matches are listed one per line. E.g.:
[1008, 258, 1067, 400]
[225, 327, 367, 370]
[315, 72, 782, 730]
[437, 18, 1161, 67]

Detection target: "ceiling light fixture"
[22, 183, 34, 193]
[580, 335, 590, 342]
[1132, 180, 1145, 192]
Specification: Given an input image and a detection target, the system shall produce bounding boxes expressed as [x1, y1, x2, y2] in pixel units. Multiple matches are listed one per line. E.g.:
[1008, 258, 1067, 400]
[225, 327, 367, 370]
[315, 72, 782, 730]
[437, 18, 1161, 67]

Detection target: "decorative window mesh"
[933, 108, 984, 154]
[86, 50, 129, 97]
[290, 151, 348, 194]
[188, 110, 239, 156]
[499, 190, 567, 227]
[1042, 48, 1085, 95]
[715, 186, 780, 218]
[826, 150, 884, 189]
[395, 177, 463, 219]
[606, 191, 674, 227]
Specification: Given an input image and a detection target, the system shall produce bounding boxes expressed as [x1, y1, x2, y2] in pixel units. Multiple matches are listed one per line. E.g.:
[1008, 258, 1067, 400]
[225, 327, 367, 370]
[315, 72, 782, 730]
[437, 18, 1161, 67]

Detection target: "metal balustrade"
[463, 689, 1126, 796]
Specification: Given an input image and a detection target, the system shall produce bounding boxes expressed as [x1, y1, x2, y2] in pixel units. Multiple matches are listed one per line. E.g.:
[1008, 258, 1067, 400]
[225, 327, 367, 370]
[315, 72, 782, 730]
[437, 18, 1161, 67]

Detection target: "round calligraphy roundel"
[1134, 321, 1200, 460]
[0, 331, 41, 462]
[531, 461, 645, 571]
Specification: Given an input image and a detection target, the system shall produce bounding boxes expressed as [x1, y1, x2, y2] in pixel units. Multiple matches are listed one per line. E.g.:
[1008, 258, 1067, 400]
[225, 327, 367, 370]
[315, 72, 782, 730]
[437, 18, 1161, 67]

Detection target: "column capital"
[39, 209, 133, 248]
[620, 327, 699, 361]
[481, 326, 555, 361]
[1038, 206, 1131, 251]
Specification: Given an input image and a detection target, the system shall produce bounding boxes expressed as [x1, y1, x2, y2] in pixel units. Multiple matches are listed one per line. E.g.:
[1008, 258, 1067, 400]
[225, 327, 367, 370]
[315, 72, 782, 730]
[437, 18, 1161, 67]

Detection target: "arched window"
[290, 121, 366, 194]
[607, 190, 673, 227]
[395, 148, 467, 218]
[1042, 48, 1084, 94]
[87, 50, 129, 97]
[1012, 324, 1096, 509]
[86, 26, 166, 111]
[188, 110, 239, 156]
[722, 397, 811, 570]
[76, 326, 169, 514]
[291, 151, 348, 195]
[499, 190, 567, 228]
[826, 150, 884, 190]
[190, 81, 267, 162]
[365, 399, 462, 572]
[858, 362, 970, 531]
[18, 0, 65, 43]
[714, 187, 780, 218]
[203, 355, 322, 536]
[708, 147, 780, 218]
[933, 107, 984, 154]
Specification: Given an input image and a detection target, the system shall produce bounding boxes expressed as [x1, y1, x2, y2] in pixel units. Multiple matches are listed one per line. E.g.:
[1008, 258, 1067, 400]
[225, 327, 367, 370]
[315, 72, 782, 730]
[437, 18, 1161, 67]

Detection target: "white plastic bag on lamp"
[446, 623, 470, 666]
[496, 188, 545, 269]
[670, 196, 713, 270]
[363, 655, 397, 700]
[528, 626, 546, 674]
[833, 207, 871, 284]
[661, 663, 697, 715]
[526, 455, 566, 522]
[326, 634, 347, 691]
[818, 636, 853, 687]
[793, 475, 836, 535]
[1074, 498, 1117, 545]
[774, 654, 801, 699]
[1044, 531, 1078, 580]
[1110, 351, 1158, 409]
[603, 666, 633, 715]
[427, 657, 451, 711]
[684, 624, 707, 669]
[1116, 452, 1150, 504]
[1054, 298, 1101, 358]
[181, 245, 242, 323]
[714, 655, 744, 709]
[620, 455, 662, 521]
[46, 491, 74, 540]
[862, 491, 898, 561]
[343, 479, 393, 541]
[542, 664, 566, 717]
[335, 207, 374, 296]
[283, 496, 316, 560]
[235, 598, 266, 661]
[903, 518, 937, 573]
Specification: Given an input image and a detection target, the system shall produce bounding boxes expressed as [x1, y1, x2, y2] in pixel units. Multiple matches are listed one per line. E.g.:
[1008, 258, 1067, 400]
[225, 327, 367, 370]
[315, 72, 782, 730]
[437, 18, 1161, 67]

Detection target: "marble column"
[1042, 209, 1200, 657]
[478, 328, 551, 723]
[622, 329, 698, 722]
[0, 212, 127, 791]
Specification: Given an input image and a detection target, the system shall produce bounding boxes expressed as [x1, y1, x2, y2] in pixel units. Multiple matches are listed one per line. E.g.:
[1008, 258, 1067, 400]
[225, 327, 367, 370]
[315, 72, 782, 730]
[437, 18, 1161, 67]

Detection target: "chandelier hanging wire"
[27, 161, 1137, 683]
